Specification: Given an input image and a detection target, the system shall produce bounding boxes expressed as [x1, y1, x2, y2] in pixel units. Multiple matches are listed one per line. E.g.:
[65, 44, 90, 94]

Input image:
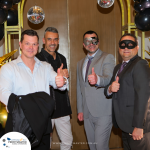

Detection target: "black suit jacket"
[6, 92, 55, 147]
[105, 55, 150, 133]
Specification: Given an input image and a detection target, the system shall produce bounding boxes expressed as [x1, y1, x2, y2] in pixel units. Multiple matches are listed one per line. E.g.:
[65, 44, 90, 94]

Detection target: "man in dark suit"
[105, 33, 150, 150]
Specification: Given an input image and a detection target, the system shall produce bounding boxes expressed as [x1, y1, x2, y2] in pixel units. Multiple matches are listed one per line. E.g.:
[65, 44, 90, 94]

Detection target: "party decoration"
[134, 2, 144, 12]
[12, 0, 21, 5]
[0, 24, 4, 41]
[135, 8, 150, 31]
[134, 0, 150, 12]
[133, 0, 141, 2]
[97, 0, 114, 8]
[0, 8, 7, 24]
[27, 6, 45, 24]
[0, 49, 17, 67]
[0, 0, 13, 10]
[7, 7, 18, 26]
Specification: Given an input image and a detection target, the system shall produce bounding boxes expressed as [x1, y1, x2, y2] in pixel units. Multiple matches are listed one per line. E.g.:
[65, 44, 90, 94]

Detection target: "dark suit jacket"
[6, 92, 54, 148]
[104, 55, 150, 134]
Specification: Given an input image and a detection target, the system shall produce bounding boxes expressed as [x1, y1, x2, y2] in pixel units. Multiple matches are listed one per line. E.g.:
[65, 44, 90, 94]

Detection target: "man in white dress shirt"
[0, 29, 67, 150]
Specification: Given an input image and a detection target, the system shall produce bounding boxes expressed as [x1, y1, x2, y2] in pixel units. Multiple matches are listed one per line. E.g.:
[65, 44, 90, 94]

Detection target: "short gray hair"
[44, 27, 58, 37]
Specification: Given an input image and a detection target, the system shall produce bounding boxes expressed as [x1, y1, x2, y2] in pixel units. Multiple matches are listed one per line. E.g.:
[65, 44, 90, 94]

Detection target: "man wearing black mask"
[105, 33, 150, 150]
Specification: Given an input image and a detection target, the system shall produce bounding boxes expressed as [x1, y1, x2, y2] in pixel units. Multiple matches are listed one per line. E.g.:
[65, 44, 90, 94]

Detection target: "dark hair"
[44, 27, 58, 37]
[119, 33, 138, 45]
[21, 29, 39, 43]
[83, 30, 99, 41]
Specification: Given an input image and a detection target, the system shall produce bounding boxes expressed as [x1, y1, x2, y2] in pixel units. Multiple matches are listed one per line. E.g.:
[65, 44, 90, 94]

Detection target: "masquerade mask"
[119, 40, 137, 49]
[84, 37, 99, 46]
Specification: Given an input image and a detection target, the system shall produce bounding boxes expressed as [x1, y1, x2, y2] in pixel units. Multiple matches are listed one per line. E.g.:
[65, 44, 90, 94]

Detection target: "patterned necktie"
[85, 57, 93, 82]
[117, 62, 127, 76]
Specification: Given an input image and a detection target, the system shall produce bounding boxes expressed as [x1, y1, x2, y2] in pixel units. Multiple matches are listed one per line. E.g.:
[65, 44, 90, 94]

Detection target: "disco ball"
[97, 0, 114, 8]
[27, 6, 45, 24]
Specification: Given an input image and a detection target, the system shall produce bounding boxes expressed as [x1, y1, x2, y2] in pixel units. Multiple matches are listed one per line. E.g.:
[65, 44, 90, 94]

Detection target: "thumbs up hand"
[55, 63, 66, 88]
[108, 76, 120, 93]
[88, 67, 98, 85]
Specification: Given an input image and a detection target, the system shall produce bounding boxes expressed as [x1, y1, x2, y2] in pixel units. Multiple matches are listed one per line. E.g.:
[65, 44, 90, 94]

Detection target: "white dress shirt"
[0, 56, 66, 106]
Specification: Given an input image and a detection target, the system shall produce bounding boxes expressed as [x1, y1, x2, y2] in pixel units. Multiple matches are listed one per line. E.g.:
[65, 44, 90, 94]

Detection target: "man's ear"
[42, 38, 45, 44]
[83, 43, 86, 48]
[19, 42, 22, 49]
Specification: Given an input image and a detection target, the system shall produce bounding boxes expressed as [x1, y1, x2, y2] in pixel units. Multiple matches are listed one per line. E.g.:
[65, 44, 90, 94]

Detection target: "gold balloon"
[0, 49, 17, 68]
[145, 50, 150, 67]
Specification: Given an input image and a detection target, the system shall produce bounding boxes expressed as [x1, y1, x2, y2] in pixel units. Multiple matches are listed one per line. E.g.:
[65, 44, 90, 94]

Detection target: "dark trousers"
[122, 131, 150, 150]
[32, 134, 50, 150]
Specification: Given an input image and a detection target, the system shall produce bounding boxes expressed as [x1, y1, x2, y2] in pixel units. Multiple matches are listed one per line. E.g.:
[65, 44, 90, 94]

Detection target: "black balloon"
[0, 8, 7, 24]
[7, 7, 18, 26]
[134, 2, 144, 12]
[135, 8, 150, 31]
[0, 24, 4, 41]
[0, 0, 13, 10]
[12, 0, 21, 4]
[134, 0, 150, 12]
[142, 0, 150, 9]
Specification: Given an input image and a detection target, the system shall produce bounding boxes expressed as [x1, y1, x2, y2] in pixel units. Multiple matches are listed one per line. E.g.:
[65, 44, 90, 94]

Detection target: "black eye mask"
[119, 40, 137, 49]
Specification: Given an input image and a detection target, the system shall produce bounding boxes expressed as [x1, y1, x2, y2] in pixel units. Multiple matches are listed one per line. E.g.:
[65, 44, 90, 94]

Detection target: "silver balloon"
[27, 6, 45, 24]
[97, 0, 114, 8]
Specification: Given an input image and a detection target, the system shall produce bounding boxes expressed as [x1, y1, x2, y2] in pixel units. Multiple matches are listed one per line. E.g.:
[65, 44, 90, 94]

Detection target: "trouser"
[84, 114, 112, 150]
[122, 131, 150, 150]
[51, 115, 73, 150]
[32, 134, 50, 150]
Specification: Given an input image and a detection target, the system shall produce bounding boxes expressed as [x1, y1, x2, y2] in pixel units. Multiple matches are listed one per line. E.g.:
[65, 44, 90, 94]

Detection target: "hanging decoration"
[97, 0, 114, 8]
[27, 6, 45, 24]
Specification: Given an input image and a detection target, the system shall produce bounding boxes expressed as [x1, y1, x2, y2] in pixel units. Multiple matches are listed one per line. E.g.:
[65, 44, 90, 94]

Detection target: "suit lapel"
[117, 55, 139, 80]
[87, 49, 103, 77]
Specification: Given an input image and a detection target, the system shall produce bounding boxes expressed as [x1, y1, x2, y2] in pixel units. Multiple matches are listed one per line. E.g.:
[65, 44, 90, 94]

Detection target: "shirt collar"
[87, 49, 99, 59]
[41, 48, 56, 60]
[16, 55, 41, 65]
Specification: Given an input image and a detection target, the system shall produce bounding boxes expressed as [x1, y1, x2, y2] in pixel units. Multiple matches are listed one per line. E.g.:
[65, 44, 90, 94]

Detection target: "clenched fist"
[88, 67, 97, 85]
[55, 64, 66, 88]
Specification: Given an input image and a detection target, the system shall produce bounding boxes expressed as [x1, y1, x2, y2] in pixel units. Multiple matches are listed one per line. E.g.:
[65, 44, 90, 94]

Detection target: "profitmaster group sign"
[0, 132, 31, 150]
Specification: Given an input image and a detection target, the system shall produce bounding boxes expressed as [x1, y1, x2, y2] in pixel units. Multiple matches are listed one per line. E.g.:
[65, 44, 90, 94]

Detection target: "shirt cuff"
[95, 75, 100, 86]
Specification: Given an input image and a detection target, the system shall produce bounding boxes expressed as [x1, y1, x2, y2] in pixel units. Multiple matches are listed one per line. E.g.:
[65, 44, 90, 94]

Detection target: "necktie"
[85, 57, 93, 82]
[117, 62, 127, 76]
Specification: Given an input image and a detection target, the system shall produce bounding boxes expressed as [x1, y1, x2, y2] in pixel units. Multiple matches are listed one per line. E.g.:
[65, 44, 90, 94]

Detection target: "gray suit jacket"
[77, 49, 115, 118]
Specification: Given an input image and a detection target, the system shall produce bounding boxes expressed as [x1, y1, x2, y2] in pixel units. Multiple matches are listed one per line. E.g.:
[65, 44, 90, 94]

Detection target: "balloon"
[134, 0, 150, 12]
[135, 8, 150, 31]
[12, 0, 21, 4]
[142, 0, 150, 9]
[0, 0, 13, 10]
[0, 24, 4, 41]
[134, 2, 144, 12]
[0, 8, 7, 24]
[133, 0, 141, 2]
[7, 7, 18, 26]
